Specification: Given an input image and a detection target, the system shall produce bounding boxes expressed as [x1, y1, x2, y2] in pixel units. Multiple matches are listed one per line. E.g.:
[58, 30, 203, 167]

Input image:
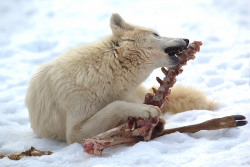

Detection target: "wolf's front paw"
[130, 104, 161, 119]
[141, 105, 161, 118]
[113, 101, 161, 121]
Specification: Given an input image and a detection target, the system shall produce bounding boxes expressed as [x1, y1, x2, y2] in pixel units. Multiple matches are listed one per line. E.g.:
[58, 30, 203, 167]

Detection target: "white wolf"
[26, 14, 216, 144]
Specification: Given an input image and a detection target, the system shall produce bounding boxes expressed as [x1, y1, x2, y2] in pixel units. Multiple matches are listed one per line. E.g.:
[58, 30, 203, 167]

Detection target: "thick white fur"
[26, 14, 217, 144]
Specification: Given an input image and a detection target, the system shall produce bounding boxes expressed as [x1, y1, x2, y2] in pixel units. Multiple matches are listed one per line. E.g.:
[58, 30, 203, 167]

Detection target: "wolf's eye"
[153, 33, 160, 38]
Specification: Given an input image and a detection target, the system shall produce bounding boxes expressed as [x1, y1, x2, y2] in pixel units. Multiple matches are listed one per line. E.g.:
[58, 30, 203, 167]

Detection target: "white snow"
[1, 0, 250, 166]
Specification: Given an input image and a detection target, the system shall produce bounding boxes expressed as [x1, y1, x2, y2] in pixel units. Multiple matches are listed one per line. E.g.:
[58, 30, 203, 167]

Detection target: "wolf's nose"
[183, 39, 189, 46]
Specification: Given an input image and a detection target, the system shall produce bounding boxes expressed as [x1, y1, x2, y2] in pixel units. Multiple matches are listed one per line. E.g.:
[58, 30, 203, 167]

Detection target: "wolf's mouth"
[164, 46, 186, 57]
[164, 46, 187, 67]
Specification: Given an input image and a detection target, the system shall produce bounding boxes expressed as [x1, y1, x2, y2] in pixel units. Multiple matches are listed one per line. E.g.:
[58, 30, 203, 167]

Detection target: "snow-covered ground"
[1, 0, 250, 166]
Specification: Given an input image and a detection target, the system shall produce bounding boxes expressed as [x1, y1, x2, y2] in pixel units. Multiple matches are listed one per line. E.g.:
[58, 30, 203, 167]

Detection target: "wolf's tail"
[157, 84, 218, 114]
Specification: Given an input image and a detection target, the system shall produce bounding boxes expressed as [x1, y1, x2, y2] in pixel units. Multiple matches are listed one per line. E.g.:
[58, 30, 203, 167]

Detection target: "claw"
[231, 115, 248, 127]
[232, 115, 246, 120]
[236, 121, 248, 127]
[155, 122, 164, 132]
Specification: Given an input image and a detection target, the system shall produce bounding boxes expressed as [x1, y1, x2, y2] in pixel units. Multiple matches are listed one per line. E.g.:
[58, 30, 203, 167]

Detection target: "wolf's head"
[110, 14, 189, 69]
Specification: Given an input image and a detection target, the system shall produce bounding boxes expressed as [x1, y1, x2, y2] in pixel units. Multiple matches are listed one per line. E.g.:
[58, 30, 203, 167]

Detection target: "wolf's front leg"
[66, 101, 161, 144]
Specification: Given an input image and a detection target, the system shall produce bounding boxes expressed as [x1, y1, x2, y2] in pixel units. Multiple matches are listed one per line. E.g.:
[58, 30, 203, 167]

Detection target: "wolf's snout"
[183, 39, 189, 47]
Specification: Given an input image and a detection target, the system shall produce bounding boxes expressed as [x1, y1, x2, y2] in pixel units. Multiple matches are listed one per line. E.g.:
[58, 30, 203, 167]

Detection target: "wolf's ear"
[110, 13, 134, 36]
